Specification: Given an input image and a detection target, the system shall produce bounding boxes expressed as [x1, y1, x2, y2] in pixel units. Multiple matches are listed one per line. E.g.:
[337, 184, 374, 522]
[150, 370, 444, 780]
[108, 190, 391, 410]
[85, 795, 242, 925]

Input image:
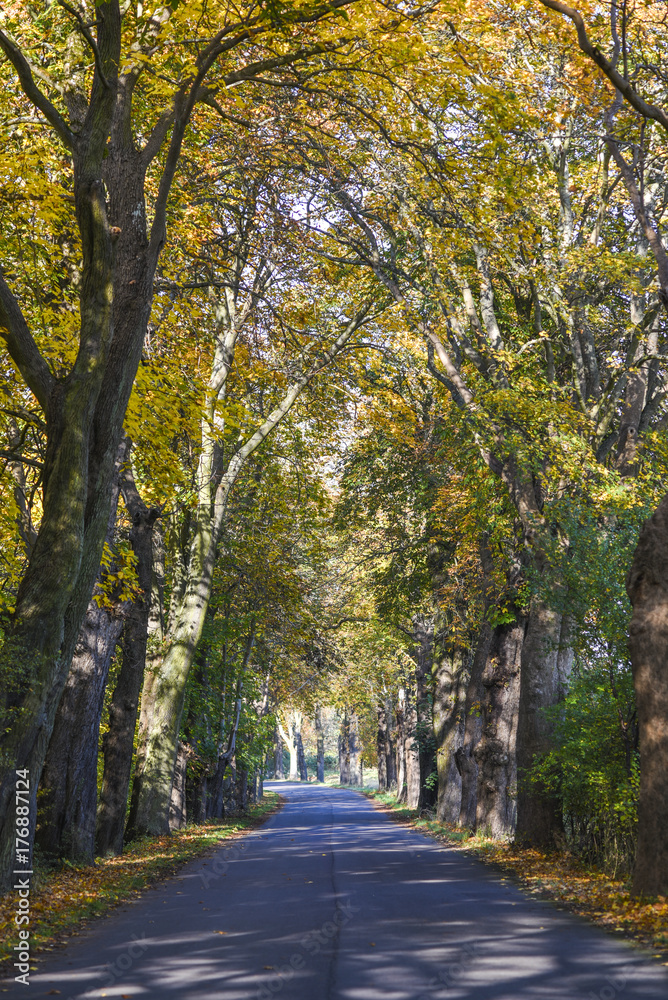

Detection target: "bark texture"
[626, 494, 668, 896]
[96, 493, 158, 856]
[433, 643, 468, 825]
[515, 603, 572, 846]
[475, 617, 525, 838]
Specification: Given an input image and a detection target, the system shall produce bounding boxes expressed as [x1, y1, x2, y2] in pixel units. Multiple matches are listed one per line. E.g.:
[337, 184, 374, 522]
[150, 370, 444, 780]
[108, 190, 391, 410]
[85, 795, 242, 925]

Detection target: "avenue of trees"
[0, 0, 667, 898]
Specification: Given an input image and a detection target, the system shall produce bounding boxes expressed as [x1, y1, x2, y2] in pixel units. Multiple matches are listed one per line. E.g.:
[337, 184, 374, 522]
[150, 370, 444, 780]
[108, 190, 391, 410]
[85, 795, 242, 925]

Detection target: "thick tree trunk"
[36, 445, 128, 862]
[96, 498, 159, 855]
[475, 616, 525, 838]
[315, 705, 325, 782]
[456, 624, 491, 828]
[626, 494, 668, 896]
[36, 603, 125, 862]
[515, 602, 572, 846]
[433, 642, 468, 825]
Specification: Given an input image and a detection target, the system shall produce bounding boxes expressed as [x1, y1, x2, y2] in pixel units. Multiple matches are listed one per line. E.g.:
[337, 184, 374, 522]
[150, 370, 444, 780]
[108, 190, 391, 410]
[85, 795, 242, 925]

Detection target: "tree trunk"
[404, 680, 421, 809]
[395, 693, 407, 802]
[475, 616, 525, 838]
[339, 710, 351, 785]
[296, 731, 308, 782]
[515, 602, 572, 846]
[377, 703, 389, 790]
[315, 705, 325, 782]
[348, 711, 362, 786]
[36, 603, 125, 863]
[169, 741, 188, 830]
[433, 642, 468, 825]
[36, 444, 128, 862]
[456, 624, 491, 828]
[274, 730, 285, 779]
[96, 489, 159, 856]
[414, 616, 437, 810]
[626, 494, 668, 896]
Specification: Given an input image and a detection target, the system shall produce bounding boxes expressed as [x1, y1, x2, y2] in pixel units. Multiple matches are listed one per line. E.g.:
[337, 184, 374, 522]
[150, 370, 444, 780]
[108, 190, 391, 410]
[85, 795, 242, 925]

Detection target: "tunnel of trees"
[0, 0, 668, 899]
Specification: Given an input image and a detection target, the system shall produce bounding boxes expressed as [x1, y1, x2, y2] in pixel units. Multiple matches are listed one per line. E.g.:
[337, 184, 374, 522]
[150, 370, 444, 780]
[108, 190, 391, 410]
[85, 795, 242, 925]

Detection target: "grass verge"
[362, 789, 668, 964]
[0, 792, 281, 975]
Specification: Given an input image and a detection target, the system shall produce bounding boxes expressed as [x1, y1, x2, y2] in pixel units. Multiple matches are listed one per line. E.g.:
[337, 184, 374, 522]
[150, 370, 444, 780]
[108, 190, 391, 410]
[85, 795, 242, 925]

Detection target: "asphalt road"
[2, 782, 667, 999]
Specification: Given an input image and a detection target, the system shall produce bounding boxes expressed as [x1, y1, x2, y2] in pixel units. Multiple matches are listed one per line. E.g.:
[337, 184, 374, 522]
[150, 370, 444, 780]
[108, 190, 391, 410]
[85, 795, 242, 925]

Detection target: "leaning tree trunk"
[96, 489, 159, 856]
[515, 602, 572, 846]
[475, 616, 526, 838]
[626, 494, 668, 896]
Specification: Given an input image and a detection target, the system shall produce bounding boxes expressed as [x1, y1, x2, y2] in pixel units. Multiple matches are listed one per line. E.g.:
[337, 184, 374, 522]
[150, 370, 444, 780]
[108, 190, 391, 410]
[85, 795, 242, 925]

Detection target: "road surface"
[2, 782, 667, 999]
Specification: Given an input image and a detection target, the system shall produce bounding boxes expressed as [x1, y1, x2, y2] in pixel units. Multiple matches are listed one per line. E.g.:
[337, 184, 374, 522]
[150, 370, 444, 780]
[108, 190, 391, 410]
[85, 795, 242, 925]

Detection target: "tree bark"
[515, 603, 572, 846]
[339, 710, 351, 785]
[96, 491, 159, 856]
[169, 741, 188, 830]
[475, 616, 526, 838]
[315, 705, 325, 782]
[626, 495, 668, 896]
[456, 624, 491, 828]
[433, 642, 468, 825]
[36, 442, 128, 862]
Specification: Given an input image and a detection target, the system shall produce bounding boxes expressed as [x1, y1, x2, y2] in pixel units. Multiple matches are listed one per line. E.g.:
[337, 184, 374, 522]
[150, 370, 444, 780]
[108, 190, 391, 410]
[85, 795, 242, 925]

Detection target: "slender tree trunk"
[626, 494, 668, 896]
[395, 692, 407, 802]
[339, 710, 351, 785]
[315, 705, 325, 782]
[404, 681, 421, 809]
[169, 741, 188, 830]
[296, 731, 308, 782]
[377, 704, 389, 790]
[414, 617, 436, 810]
[385, 697, 397, 790]
[274, 730, 285, 779]
[475, 616, 526, 838]
[348, 711, 362, 786]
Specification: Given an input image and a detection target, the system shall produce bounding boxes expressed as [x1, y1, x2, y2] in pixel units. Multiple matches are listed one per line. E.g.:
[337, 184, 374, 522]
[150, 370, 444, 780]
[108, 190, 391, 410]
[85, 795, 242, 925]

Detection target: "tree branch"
[56, 0, 110, 90]
[536, 0, 668, 134]
[0, 273, 55, 415]
[0, 29, 76, 149]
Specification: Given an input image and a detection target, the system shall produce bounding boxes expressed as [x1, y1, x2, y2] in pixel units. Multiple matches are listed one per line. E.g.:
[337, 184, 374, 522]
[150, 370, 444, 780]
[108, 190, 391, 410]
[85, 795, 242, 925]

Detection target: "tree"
[535, 0, 668, 898]
[0, 0, 406, 889]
